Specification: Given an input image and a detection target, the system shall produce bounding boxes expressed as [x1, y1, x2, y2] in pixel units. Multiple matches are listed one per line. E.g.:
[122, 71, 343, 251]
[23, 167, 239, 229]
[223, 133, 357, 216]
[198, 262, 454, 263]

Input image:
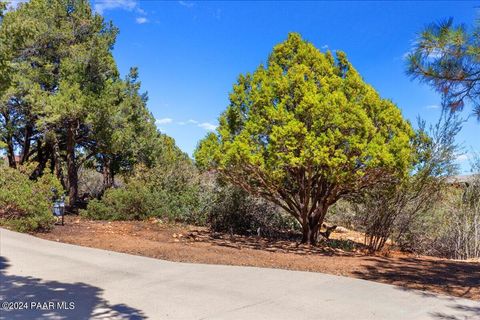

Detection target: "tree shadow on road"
[352, 256, 480, 319]
[352, 256, 480, 301]
[430, 304, 480, 320]
[0, 256, 146, 319]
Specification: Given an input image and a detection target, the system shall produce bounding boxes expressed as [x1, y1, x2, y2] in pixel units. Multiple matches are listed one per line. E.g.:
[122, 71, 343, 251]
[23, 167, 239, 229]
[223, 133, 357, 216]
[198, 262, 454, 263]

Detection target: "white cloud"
[178, 1, 195, 8]
[136, 17, 148, 24]
[178, 119, 198, 125]
[175, 119, 216, 131]
[457, 154, 469, 162]
[94, 0, 137, 14]
[403, 47, 443, 61]
[426, 105, 440, 109]
[155, 118, 173, 125]
[198, 122, 217, 131]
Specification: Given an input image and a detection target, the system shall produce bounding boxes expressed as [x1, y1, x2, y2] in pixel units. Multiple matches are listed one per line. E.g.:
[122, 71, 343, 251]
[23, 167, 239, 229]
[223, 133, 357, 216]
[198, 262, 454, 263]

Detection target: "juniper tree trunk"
[2, 111, 16, 169]
[30, 139, 47, 180]
[6, 140, 16, 169]
[20, 124, 33, 165]
[50, 134, 67, 190]
[66, 123, 78, 211]
[102, 156, 114, 189]
[300, 206, 328, 245]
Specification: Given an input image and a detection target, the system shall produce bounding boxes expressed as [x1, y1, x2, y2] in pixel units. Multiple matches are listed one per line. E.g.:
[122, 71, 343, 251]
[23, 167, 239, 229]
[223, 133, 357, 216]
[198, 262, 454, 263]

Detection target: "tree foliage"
[0, 0, 164, 210]
[195, 33, 415, 244]
[356, 110, 462, 252]
[407, 18, 480, 118]
[0, 165, 63, 232]
[205, 181, 298, 237]
[82, 139, 206, 224]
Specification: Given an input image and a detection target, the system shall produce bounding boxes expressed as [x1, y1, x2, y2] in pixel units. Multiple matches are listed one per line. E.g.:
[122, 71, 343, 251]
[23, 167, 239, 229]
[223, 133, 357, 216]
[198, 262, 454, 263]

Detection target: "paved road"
[0, 228, 478, 320]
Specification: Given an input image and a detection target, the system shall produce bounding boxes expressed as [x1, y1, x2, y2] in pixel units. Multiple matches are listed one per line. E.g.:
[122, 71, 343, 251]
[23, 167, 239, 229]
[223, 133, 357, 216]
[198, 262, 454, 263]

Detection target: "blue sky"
[92, 0, 478, 171]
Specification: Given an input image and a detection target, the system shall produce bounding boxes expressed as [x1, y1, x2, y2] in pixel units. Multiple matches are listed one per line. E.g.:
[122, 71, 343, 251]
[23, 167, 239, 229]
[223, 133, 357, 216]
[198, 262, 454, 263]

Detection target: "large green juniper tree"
[195, 33, 415, 244]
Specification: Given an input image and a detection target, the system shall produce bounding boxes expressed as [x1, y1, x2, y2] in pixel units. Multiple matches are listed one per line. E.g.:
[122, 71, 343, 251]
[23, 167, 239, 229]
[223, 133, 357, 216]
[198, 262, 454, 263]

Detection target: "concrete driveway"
[0, 228, 478, 320]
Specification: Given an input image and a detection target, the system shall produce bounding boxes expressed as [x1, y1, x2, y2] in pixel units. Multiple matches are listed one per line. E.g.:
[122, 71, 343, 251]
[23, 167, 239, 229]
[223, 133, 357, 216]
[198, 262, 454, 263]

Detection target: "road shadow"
[0, 256, 146, 319]
[430, 304, 480, 319]
[352, 256, 480, 301]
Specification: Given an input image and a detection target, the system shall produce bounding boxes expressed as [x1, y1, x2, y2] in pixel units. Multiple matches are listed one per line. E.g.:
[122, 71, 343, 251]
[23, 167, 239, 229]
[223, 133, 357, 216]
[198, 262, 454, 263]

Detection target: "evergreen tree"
[407, 18, 480, 118]
[195, 33, 415, 244]
[0, 0, 164, 210]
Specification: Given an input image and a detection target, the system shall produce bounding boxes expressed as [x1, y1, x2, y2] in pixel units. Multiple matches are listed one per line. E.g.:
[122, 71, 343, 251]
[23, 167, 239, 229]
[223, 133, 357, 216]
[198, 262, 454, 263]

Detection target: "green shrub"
[206, 182, 299, 236]
[81, 161, 298, 237]
[0, 167, 63, 232]
[81, 158, 208, 224]
[81, 182, 160, 221]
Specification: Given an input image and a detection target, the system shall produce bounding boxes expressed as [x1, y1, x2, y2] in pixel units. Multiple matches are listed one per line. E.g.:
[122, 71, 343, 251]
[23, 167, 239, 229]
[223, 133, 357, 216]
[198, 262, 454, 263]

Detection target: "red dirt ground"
[35, 216, 480, 301]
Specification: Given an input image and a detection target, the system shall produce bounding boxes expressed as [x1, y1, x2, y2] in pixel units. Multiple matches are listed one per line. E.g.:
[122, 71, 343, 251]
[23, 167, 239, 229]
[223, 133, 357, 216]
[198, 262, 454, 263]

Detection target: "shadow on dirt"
[352, 256, 480, 301]
[187, 229, 367, 256]
[0, 256, 145, 319]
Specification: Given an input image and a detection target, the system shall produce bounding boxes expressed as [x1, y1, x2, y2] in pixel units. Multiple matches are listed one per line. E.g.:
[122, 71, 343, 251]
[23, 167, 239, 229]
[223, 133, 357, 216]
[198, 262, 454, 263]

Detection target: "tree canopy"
[195, 33, 415, 244]
[407, 18, 480, 118]
[0, 0, 172, 210]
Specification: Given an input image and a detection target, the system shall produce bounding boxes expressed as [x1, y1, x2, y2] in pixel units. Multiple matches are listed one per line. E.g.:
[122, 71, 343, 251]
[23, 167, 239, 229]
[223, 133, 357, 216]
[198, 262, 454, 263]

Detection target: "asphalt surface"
[0, 228, 478, 320]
